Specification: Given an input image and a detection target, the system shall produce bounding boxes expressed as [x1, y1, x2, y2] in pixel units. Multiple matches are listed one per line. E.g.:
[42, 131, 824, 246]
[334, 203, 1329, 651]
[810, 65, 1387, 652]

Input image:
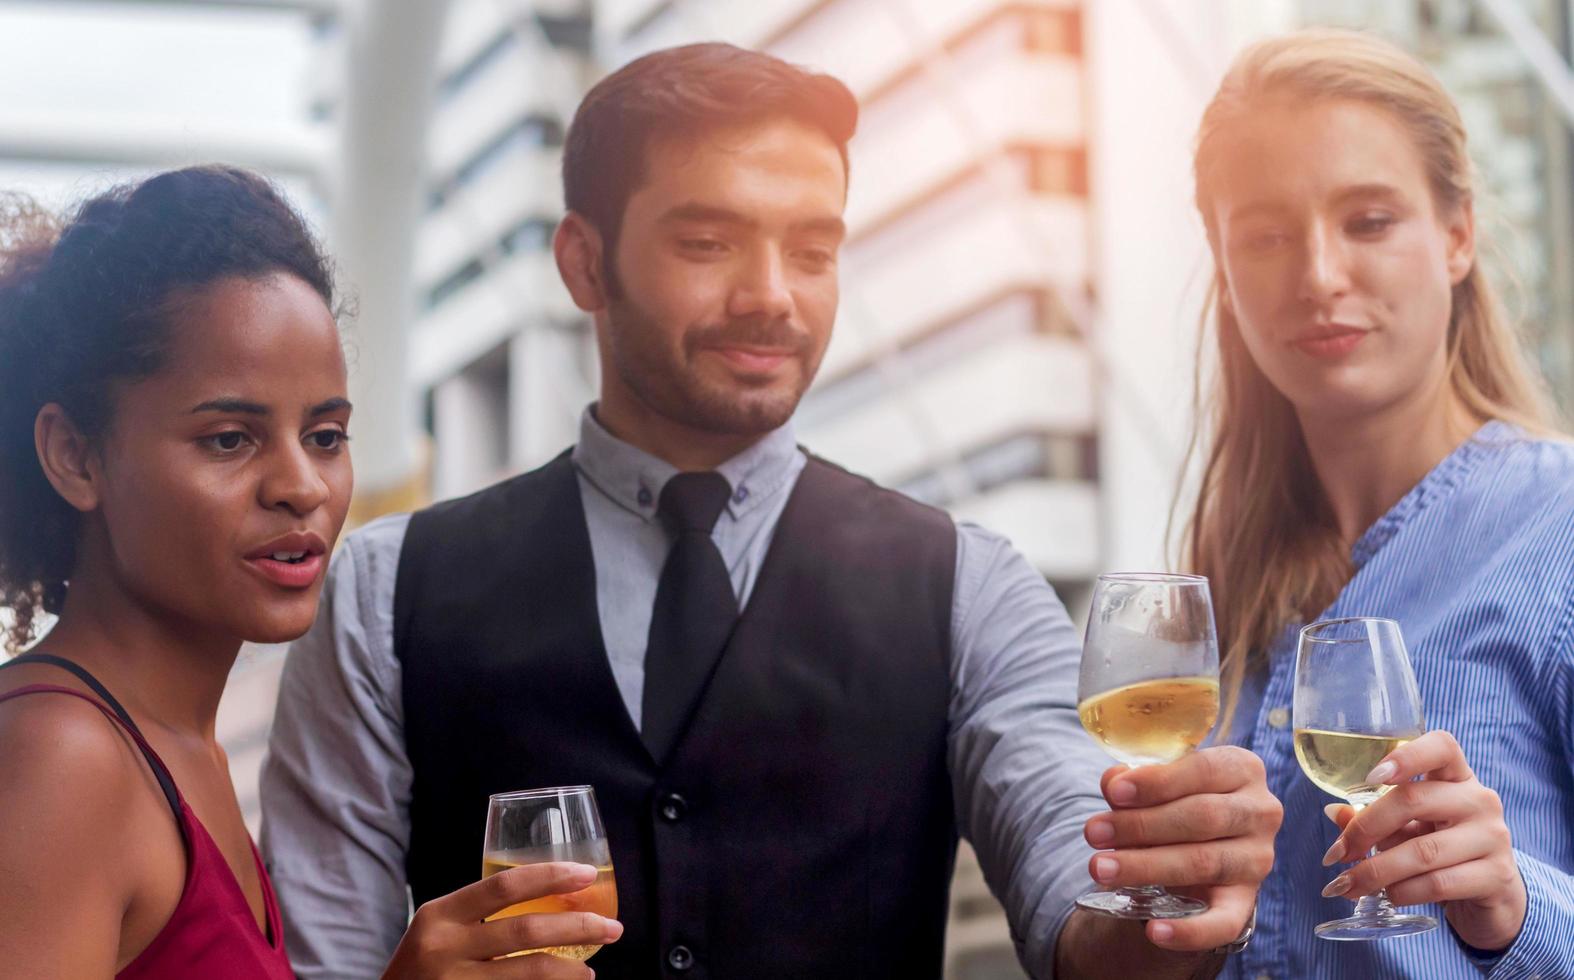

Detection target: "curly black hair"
[0, 165, 336, 652]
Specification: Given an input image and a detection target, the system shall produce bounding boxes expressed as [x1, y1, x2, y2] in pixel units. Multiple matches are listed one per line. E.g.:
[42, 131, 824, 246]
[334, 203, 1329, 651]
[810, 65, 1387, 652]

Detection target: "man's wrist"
[1211, 903, 1255, 955]
[1055, 908, 1236, 980]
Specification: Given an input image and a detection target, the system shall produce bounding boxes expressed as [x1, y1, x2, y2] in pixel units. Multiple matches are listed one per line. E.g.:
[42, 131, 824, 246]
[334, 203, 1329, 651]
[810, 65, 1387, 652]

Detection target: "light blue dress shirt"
[260, 408, 1110, 979]
[1223, 422, 1574, 980]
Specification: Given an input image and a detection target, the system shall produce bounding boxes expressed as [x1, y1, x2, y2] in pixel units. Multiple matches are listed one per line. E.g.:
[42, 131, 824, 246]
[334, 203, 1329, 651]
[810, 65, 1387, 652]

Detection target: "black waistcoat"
[394, 452, 959, 979]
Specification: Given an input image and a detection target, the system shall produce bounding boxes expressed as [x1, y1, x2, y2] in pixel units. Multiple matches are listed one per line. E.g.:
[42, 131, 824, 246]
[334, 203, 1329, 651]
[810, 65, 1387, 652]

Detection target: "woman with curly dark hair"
[0, 166, 618, 978]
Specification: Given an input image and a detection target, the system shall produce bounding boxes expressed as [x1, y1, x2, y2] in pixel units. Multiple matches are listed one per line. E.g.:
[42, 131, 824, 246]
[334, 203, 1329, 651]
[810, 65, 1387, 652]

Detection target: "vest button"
[659, 792, 689, 822]
[667, 944, 695, 971]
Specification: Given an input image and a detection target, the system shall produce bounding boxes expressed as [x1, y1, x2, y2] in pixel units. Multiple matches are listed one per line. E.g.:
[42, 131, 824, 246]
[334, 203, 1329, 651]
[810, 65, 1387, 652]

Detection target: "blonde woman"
[1184, 29, 1574, 978]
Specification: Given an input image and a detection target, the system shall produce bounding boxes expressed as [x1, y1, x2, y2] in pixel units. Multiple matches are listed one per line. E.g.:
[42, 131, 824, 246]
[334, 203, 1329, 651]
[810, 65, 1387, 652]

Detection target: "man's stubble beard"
[603, 291, 823, 437]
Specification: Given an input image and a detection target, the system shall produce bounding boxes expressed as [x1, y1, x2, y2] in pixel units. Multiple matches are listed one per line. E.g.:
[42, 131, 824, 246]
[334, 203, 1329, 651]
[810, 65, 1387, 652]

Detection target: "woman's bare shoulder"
[0, 682, 152, 843]
[0, 684, 165, 980]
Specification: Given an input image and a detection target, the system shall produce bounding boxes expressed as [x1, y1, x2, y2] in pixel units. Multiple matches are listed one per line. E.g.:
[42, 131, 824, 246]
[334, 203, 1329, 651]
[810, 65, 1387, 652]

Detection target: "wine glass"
[1293, 617, 1436, 940]
[1075, 572, 1222, 919]
[481, 785, 618, 960]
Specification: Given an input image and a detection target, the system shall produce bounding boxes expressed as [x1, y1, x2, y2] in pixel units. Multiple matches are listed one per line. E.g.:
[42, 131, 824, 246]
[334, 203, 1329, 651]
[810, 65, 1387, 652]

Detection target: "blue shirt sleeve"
[1477, 628, 1574, 980]
[1478, 849, 1574, 979]
[945, 522, 1109, 978]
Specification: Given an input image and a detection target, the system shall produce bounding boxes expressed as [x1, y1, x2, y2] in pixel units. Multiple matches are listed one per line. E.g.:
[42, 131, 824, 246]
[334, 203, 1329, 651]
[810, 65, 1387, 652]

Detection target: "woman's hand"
[382, 862, 622, 979]
[1320, 729, 1525, 952]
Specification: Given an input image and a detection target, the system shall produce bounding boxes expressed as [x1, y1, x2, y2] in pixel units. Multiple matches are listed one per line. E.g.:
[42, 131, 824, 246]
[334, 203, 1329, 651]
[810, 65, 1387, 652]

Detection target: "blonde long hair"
[1184, 29, 1555, 734]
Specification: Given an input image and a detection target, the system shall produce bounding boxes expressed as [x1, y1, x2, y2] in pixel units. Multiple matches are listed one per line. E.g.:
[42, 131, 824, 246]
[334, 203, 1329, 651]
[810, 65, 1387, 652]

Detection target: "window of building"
[501, 216, 556, 255]
[428, 113, 564, 212]
[437, 28, 519, 103]
[897, 430, 1099, 507]
[425, 257, 486, 311]
[534, 12, 592, 53]
[1019, 145, 1087, 197]
[424, 214, 556, 313]
[308, 11, 340, 42]
[1023, 7, 1081, 56]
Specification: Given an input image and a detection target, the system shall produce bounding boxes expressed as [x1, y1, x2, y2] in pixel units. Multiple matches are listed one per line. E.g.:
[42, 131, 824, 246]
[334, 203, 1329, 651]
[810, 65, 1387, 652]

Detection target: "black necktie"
[641, 472, 740, 761]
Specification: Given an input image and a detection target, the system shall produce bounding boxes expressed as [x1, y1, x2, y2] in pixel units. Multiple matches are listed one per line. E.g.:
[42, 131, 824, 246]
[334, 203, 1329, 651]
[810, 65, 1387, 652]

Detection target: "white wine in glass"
[1075, 572, 1221, 920]
[1079, 675, 1221, 767]
[1293, 729, 1413, 803]
[482, 786, 618, 961]
[1293, 617, 1435, 941]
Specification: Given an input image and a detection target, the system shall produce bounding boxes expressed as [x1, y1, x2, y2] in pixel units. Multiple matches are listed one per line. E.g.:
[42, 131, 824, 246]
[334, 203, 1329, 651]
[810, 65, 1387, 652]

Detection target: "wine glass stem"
[1349, 843, 1405, 920]
[1353, 889, 1398, 918]
[1346, 801, 1398, 920]
[1116, 766, 1172, 904]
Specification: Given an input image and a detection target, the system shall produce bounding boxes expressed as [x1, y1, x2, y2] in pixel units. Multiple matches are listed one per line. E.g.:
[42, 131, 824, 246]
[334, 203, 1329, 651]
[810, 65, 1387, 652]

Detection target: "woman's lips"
[1294, 328, 1368, 359]
[244, 554, 324, 589]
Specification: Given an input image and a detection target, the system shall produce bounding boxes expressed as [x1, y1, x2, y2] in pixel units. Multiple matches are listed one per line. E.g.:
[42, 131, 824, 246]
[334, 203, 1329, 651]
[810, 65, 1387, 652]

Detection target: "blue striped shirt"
[1223, 422, 1574, 980]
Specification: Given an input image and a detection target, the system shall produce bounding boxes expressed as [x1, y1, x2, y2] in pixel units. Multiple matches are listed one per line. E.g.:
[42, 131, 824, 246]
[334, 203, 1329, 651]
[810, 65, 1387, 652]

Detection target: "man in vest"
[262, 43, 1279, 979]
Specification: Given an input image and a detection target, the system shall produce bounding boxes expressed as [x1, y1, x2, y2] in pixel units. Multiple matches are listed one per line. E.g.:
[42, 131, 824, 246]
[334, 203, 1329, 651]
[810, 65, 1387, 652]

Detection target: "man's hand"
[1082, 746, 1282, 952]
[1320, 729, 1525, 952]
[382, 863, 623, 979]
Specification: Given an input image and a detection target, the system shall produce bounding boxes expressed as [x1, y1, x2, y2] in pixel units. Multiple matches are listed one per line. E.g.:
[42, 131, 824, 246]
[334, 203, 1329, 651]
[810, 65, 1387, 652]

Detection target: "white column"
[433, 368, 507, 501]
[330, 0, 452, 500]
[508, 321, 595, 471]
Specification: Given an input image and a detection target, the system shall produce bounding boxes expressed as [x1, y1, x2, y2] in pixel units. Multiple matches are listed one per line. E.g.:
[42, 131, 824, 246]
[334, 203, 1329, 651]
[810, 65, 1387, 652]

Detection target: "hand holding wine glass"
[480, 786, 619, 962]
[1075, 573, 1281, 951]
[382, 785, 622, 978]
[380, 862, 622, 979]
[1319, 729, 1526, 951]
[1293, 616, 1437, 940]
[1082, 746, 1282, 951]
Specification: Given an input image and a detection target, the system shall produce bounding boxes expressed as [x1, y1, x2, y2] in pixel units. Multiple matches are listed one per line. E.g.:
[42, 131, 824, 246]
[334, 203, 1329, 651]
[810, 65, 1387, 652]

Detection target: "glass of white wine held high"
[1293, 617, 1436, 941]
[482, 786, 619, 961]
[1075, 572, 1221, 919]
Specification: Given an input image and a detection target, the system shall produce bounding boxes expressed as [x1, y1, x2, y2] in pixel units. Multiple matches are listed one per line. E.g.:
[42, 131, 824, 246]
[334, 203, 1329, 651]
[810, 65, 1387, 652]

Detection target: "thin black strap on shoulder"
[0, 652, 182, 818]
[2, 653, 137, 726]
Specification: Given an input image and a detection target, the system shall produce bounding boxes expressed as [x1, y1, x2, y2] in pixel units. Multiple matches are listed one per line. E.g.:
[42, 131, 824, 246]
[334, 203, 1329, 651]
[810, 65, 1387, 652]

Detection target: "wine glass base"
[1314, 913, 1437, 941]
[1076, 889, 1207, 920]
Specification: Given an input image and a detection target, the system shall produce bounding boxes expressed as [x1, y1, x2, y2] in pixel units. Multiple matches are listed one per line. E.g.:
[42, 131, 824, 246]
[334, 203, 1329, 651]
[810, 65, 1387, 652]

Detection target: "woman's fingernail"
[1093, 856, 1120, 883]
[1108, 780, 1138, 805]
[569, 863, 598, 882]
[1323, 803, 1343, 824]
[1321, 874, 1352, 898]
[1366, 760, 1398, 784]
[1149, 921, 1174, 943]
[1321, 838, 1345, 867]
[1086, 819, 1115, 846]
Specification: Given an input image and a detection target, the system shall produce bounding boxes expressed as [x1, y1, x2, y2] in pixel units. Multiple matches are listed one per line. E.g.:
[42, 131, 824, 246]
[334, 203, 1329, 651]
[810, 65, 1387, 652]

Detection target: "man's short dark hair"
[562, 42, 859, 259]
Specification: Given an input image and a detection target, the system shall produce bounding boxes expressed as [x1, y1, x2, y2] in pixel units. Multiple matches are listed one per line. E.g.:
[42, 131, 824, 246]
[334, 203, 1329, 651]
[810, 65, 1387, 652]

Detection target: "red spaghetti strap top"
[0, 682, 294, 979]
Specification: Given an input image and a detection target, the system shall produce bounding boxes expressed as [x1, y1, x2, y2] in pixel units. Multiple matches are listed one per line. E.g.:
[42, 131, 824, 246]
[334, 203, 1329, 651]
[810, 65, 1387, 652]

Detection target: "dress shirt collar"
[1349, 419, 1514, 569]
[571, 404, 801, 524]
